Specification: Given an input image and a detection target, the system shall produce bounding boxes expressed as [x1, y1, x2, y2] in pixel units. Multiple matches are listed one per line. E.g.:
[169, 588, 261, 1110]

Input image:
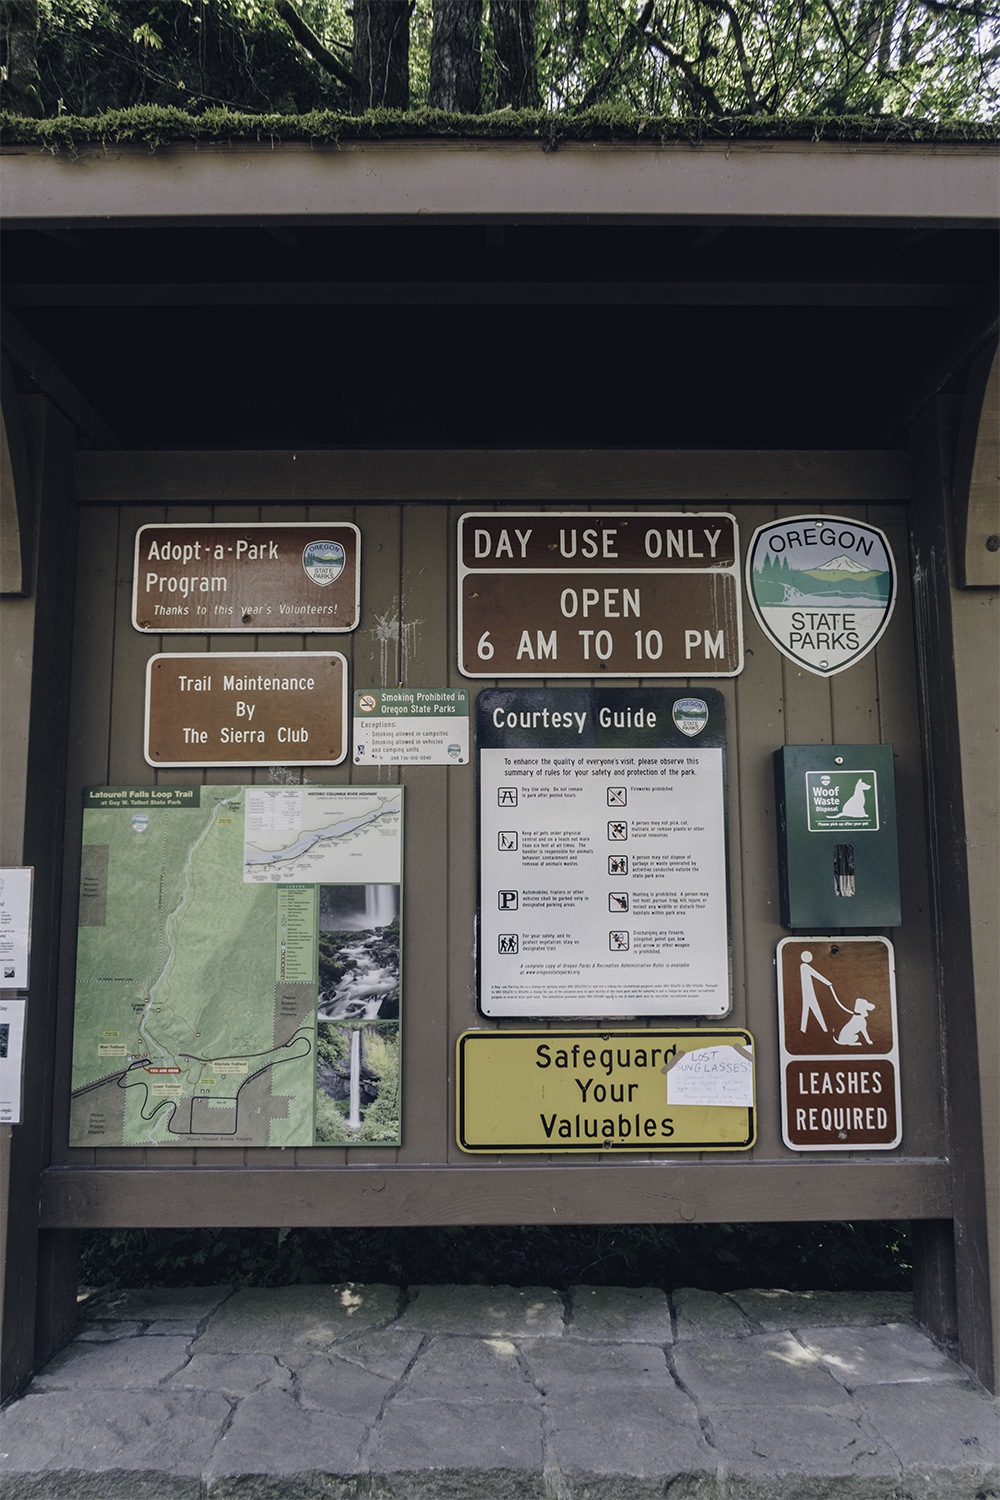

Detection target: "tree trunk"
[491, 0, 539, 108]
[2, 0, 43, 116]
[353, 0, 410, 110]
[430, 0, 482, 112]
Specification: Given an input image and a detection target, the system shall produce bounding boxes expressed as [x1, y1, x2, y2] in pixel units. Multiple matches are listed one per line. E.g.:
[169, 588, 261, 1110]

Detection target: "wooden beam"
[0, 306, 119, 450]
[5, 281, 979, 309]
[38, 1160, 952, 1229]
[73, 448, 912, 505]
[2, 140, 996, 229]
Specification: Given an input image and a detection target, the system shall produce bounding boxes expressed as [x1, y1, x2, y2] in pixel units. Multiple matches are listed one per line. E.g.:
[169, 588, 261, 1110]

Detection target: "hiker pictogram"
[796, 948, 879, 1046]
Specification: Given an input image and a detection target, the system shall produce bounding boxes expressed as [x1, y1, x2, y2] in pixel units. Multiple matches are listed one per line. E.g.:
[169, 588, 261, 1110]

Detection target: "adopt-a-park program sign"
[477, 687, 731, 1019]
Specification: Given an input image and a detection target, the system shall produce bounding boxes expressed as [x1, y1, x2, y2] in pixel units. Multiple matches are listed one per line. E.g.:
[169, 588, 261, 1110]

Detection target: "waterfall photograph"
[314, 1020, 400, 1146]
[317, 884, 400, 1022]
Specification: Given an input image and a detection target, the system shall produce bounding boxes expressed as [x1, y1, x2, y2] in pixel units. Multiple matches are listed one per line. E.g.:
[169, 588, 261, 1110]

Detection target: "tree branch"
[915, 0, 1000, 18]
[702, 0, 760, 112]
[577, 0, 654, 109]
[644, 15, 727, 114]
[274, 0, 358, 89]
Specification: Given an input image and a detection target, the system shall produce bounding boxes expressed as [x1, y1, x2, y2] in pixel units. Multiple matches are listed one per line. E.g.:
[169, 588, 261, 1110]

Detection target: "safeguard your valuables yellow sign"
[457, 1030, 756, 1153]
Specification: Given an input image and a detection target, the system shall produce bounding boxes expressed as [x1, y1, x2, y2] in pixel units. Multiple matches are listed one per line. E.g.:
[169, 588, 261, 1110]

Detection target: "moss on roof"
[2, 105, 996, 151]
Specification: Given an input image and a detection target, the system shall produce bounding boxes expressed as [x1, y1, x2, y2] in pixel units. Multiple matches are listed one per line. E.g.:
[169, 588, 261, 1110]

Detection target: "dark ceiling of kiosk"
[3, 221, 997, 449]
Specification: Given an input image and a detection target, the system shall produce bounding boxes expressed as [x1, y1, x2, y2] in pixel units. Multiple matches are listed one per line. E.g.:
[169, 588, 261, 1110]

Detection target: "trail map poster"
[70, 785, 402, 1148]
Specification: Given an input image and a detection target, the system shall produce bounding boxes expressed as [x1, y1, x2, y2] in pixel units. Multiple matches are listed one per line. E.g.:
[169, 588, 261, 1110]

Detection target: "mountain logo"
[302, 540, 346, 586]
[745, 516, 896, 677]
[672, 697, 709, 737]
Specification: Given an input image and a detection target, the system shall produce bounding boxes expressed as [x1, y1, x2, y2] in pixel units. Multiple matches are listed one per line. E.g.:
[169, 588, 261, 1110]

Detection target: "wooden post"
[0, 397, 79, 1400]
[909, 398, 998, 1392]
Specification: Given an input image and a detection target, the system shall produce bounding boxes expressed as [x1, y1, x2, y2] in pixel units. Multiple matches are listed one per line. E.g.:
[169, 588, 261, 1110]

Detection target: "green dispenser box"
[775, 744, 901, 929]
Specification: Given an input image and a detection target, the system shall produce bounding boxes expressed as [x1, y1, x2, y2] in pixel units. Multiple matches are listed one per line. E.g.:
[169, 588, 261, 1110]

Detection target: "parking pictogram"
[498, 890, 519, 911]
[608, 820, 628, 841]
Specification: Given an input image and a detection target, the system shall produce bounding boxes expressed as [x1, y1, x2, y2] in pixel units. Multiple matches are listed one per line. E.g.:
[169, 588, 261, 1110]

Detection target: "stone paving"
[2, 1283, 997, 1498]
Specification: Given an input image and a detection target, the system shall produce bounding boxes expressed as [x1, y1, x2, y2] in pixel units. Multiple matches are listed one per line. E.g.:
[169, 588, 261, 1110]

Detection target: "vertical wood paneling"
[735, 504, 789, 1160]
[868, 504, 943, 1160]
[397, 505, 452, 1167]
[52, 476, 950, 1229]
[446, 505, 480, 1164]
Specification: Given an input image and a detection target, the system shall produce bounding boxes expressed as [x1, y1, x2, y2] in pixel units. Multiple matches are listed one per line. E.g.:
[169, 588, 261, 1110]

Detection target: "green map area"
[71, 786, 319, 1147]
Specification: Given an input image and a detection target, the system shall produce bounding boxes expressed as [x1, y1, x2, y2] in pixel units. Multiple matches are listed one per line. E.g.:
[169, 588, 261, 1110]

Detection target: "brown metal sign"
[777, 936, 901, 1151]
[458, 512, 742, 677]
[144, 652, 348, 767]
[133, 523, 360, 633]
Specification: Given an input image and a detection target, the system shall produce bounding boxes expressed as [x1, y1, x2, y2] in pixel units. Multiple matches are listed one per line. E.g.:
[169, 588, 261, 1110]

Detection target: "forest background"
[2, 0, 998, 127]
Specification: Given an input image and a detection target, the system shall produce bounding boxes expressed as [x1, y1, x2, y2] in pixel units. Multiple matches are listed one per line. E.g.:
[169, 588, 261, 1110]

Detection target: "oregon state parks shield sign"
[745, 516, 896, 677]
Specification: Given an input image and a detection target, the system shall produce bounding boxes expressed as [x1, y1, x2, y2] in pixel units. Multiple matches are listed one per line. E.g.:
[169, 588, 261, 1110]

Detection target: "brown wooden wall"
[39, 459, 954, 1231]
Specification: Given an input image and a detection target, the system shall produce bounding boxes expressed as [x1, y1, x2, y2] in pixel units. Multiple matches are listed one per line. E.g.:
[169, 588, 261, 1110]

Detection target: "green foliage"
[78, 1218, 913, 1291]
[5, 0, 998, 122]
[29, 0, 348, 115]
[315, 1024, 346, 1069]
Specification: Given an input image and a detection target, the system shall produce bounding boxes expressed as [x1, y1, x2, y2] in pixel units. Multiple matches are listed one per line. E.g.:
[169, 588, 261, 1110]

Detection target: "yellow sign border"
[457, 1028, 756, 1154]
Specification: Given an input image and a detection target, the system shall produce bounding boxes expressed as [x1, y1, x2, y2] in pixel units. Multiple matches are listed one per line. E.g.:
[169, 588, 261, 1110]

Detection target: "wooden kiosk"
[1, 133, 997, 1396]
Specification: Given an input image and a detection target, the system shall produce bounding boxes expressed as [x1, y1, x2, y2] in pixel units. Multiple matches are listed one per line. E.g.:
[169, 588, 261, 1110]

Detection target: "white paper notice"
[0, 867, 32, 989]
[666, 1044, 754, 1107]
[353, 688, 469, 766]
[480, 746, 730, 1017]
[0, 998, 26, 1122]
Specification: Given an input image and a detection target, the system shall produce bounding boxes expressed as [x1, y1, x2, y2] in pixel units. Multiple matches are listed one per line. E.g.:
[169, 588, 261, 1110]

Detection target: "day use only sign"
[478, 688, 731, 1018]
[459, 512, 742, 677]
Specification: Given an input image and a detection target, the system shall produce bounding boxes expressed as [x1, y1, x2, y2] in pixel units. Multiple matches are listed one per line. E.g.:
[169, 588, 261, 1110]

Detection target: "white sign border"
[144, 651, 349, 768]
[132, 521, 361, 634]
[776, 934, 902, 1152]
[745, 513, 897, 679]
[458, 509, 744, 679]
